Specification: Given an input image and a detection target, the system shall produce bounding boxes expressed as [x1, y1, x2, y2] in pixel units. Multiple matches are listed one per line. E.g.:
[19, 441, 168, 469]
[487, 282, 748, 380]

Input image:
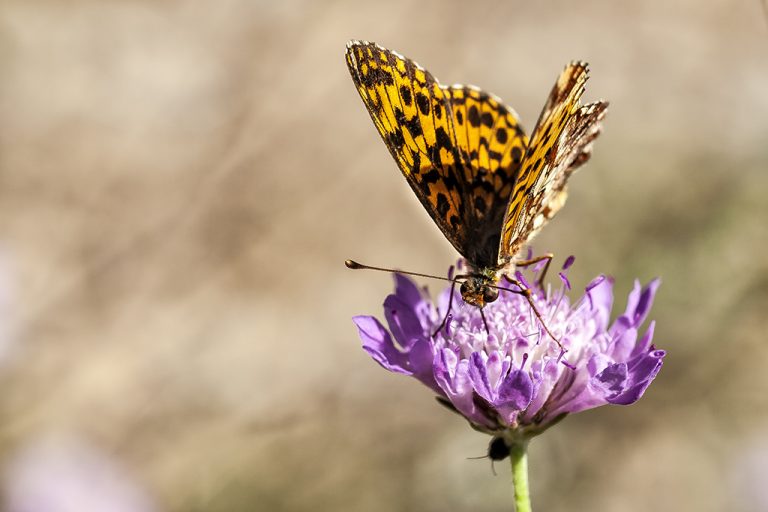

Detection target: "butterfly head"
[459, 275, 499, 308]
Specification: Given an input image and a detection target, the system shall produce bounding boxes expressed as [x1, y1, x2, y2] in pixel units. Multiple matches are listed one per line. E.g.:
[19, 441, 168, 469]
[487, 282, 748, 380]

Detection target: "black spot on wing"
[411, 152, 421, 174]
[422, 168, 441, 184]
[436, 192, 450, 217]
[433, 101, 443, 119]
[389, 128, 405, 149]
[405, 116, 423, 138]
[441, 164, 460, 193]
[416, 92, 430, 115]
[435, 126, 453, 149]
[468, 105, 481, 127]
[400, 85, 412, 106]
[363, 66, 394, 87]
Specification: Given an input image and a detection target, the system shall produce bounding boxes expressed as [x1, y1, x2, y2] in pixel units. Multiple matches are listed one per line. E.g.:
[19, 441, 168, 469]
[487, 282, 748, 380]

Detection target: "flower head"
[353, 257, 665, 439]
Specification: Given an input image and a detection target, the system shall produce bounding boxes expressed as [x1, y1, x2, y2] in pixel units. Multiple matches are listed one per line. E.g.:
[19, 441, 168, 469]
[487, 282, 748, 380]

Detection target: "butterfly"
[345, 40, 608, 332]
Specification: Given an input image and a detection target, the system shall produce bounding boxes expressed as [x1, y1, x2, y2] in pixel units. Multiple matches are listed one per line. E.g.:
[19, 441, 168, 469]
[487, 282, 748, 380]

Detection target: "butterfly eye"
[459, 281, 471, 296]
[483, 287, 499, 304]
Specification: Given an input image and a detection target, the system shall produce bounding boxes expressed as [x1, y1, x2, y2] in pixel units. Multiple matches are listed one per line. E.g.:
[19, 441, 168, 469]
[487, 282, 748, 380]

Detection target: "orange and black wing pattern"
[498, 62, 608, 263]
[346, 41, 470, 257]
[444, 86, 527, 256]
[346, 41, 528, 267]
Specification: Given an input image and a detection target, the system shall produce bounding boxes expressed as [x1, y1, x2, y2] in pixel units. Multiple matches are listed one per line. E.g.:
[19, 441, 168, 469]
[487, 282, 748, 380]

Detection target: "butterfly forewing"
[346, 41, 471, 257]
[498, 62, 607, 263]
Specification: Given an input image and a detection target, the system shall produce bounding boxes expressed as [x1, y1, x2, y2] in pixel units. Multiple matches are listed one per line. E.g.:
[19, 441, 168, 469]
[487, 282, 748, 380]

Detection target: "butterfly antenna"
[345, 260, 459, 284]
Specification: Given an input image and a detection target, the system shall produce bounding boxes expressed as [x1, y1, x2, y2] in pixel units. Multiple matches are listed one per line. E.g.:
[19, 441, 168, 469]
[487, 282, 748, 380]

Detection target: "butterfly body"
[346, 41, 607, 308]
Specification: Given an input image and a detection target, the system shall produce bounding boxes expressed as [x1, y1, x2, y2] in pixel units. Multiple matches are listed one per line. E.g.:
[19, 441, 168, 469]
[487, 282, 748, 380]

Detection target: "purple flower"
[353, 257, 665, 437]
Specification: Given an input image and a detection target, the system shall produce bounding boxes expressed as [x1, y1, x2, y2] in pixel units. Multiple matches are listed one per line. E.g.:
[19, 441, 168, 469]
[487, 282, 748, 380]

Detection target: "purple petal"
[409, 337, 438, 389]
[353, 316, 411, 375]
[608, 327, 638, 361]
[384, 295, 425, 350]
[497, 370, 534, 410]
[393, 274, 424, 311]
[595, 349, 666, 405]
[631, 321, 656, 357]
[627, 349, 666, 381]
[558, 272, 572, 291]
[592, 362, 629, 396]
[586, 274, 606, 293]
[562, 255, 575, 270]
[607, 350, 665, 405]
[469, 352, 494, 403]
[587, 352, 612, 377]
[613, 279, 660, 335]
[433, 348, 459, 389]
[622, 280, 642, 316]
[515, 271, 531, 290]
[632, 278, 661, 327]
[434, 351, 494, 427]
[586, 275, 613, 329]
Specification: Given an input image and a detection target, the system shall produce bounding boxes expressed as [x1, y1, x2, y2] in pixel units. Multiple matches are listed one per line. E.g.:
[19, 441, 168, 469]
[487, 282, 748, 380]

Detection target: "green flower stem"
[510, 440, 531, 512]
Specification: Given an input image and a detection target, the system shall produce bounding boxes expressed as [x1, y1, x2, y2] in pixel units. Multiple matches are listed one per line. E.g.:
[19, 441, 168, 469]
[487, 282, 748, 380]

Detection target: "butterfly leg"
[479, 306, 490, 336]
[432, 280, 457, 337]
[432, 275, 470, 337]
[503, 274, 562, 349]
[515, 253, 554, 289]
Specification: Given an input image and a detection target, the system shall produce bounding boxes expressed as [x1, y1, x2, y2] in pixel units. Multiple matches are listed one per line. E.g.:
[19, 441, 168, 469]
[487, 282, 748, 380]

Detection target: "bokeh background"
[0, 1, 767, 511]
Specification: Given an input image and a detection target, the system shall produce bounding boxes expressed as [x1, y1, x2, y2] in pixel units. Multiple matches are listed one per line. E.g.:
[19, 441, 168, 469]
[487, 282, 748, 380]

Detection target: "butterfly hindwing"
[498, 62, 608, 263]
[346, 41, 471, 256]
[445, 86, 527, 225]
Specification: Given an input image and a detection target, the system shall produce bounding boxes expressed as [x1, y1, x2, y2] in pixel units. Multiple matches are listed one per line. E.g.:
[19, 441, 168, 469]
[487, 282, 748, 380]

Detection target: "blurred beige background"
[0, 0, 767, 510]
